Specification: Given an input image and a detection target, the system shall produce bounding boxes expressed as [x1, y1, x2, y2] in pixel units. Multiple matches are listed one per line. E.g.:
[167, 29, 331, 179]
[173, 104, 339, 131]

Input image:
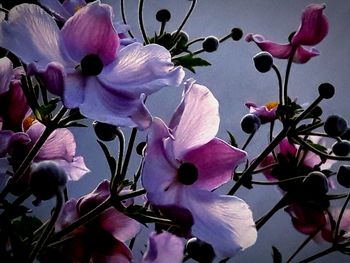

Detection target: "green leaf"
[271, 246, 282, 263]
[227, 131, 238, 147]
[97, 140, 116, 177]
[173, 54, 211, 73]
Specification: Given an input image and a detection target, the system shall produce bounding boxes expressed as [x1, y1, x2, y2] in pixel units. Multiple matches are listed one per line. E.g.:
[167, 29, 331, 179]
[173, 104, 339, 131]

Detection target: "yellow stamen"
[265, 101, 278, 111]
[22, 115, 36, 132]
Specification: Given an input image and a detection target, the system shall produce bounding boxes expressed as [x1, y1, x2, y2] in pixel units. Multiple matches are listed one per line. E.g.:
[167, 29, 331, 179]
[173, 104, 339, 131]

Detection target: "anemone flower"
[0, 2, 184, 129]
[245, 101, 278, 124]
[142, 79, 257, 259]
[246, 3, 328, 63]
[55, 180, 140, 263]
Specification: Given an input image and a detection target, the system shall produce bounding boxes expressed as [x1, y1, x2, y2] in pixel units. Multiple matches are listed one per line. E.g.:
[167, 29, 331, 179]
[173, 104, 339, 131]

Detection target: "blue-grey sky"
[64, 1, 350, 262]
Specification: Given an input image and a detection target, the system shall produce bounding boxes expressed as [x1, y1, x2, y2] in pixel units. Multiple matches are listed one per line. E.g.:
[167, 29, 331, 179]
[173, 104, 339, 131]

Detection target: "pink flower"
[142, 79, 257, 259]
[245, 101, 278, 124]
[246, 4, 328, 63]
[55, 180, 140, 263]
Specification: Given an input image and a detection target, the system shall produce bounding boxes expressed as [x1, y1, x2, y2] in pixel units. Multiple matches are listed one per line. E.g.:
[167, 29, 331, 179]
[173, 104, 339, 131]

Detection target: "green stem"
[272, 65, 283, 106]
[334, 191, 350, 243]
[111, 128, 125, 192]
[185, 37, 205, 48]
[269, 121, 278, 161]
[228, 128, 288, 195]
[294, 96, 323, 124]
[242, 131, 256, 150]
[121, 128, 138, 181]
[138, 0, 149, 44]
[298, 246, 337, 263]
[28, 190, 64, 262]
[283, 47, 297, 107]
[120, 0, 134, 38]
[172, 0, 197, 43]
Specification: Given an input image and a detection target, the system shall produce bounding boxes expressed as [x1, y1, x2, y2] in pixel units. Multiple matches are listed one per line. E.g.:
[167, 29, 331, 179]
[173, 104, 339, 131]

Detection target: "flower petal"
[0, 4, 69, 69]
[0, 57, 13, 94]
[292, 4, 328, 46]
[293, 46, 320, 63]
[100, 43, 184, 98]
[53, 156, 90, 181]
[56, 198, 80, 231]
[61, 1, 119, 65]
[183, 138, 247, 191]
[170, 79, 220, 159]
[141, 231, 184, 263]
[183, 189, 257, 258]
[62, 0, 86, 15]
[0, 130, 14, 157]
[246, 34, 292, 59]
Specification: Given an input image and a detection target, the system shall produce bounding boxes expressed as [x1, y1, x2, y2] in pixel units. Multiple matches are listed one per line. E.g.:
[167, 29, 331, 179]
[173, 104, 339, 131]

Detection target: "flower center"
[177, 162, 198, 185]
[80, 54, 103, 76]
[265, 101, 278, 111]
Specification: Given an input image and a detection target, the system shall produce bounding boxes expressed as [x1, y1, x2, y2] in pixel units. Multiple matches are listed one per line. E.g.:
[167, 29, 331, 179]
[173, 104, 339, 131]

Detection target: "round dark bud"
[93, 121, 119, 141]
[340, 128, 350, 140]
[310, 105, 322, 118]
[240, 113, 261, 134]
[136, 141, 147, 156]
[253, 51, 273, 73]
[332, 140, 350, 156]
[30, 161, 67, 201]
[337, 165, 350, 188]
[202, 36, 219, 52]
[318, 83, 335, 99]
[177, 163, 198, 185]
[302, 171, 329, 198]
[156, 9, 171, 22]
[231, 27, 243, 41]
[172, 30, 189, 45]
[186, 237, 215, 263]
[80, 54, 104, 76]
[324, 115, 348, 137]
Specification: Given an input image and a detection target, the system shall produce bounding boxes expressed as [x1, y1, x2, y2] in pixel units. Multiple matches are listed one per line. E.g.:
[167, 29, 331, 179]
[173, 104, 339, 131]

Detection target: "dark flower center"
[80, 54, 103, 76]
[177, 162, 198, 185]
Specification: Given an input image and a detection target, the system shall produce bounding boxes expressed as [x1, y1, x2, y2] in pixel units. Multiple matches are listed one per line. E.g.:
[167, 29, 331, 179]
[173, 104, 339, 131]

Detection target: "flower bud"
[172, 30, 189, 45]
[186, 237, 215, 263]
[30, 161, 67, 201]
[324, 115, 348, 137]
[136, 141, 147, 156]
[240, 113, 261, 134]
[93, 121, 119, 141]
[332, 140, 350, 156]
[318, 83, 335, 99]
[202, 36, 219, 52]
[302, 171, 329, 198]
[231, 27, 243, 41]
[253, 51, 273, 73]
[156, 9, 171, 22]
[337, 165, 350, 188]
[340, 128, 350, 140]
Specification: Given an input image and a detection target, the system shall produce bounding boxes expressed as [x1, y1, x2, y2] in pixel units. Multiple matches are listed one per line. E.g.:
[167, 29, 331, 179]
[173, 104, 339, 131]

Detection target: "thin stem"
[219, 33, 232, 43]
[119, 188, 146, 200]
[242, 131, 256, 151]
[172, 0, 197, 42]
[28, 190, 64, 262]
[296, 121, 324, 134]
[298, 246, 337, 263]
[255, 194, 290, 230]
[0, 189, 32, 222]
[120, 0, 134, 38]
[121, 128, 137, 181]
[272, 65, 283, 106]
[251, 162, 278, 174]
[251, 176, 305, 186]
[228, 127, 288, 195]
[111, 129, 125, 192]
[286, 226, 322, 263]
[138, 0, 149, 44]
[294, 96, 323, 124]
[283, 47, 297, 107]
[269, 121, 278, 161]
[334, 191, 350, 243]
[159, 21, 166, 36]
[185, 37, 205, 48]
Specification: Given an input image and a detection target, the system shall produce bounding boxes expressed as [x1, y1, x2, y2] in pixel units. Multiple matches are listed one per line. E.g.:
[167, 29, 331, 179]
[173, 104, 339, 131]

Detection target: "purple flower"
[0, 2, 185, 129]
[246, 4, 328, 63]
[141, 231, 184, 263]
[245, 101, 278, 124]
[55, 180, 140, 263]
[141, 79, 257, 258]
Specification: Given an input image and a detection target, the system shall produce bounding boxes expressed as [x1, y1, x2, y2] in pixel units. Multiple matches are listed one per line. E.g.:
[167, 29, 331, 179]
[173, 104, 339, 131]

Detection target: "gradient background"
[39, 1, 350, 262]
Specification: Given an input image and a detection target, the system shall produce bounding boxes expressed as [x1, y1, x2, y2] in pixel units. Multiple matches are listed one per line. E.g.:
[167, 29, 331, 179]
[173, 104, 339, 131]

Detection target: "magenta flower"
[245, 101, 278, 124]
[55, 180, 140, 263]
[0, 2, 184, 129]
[142, 79, 257, 258]
[246, 3, 328, 63]
[141, 231, 184, 263]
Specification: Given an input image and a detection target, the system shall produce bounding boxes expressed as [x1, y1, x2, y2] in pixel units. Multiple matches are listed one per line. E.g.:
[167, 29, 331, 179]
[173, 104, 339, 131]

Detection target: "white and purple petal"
[0, 57, 13, 94]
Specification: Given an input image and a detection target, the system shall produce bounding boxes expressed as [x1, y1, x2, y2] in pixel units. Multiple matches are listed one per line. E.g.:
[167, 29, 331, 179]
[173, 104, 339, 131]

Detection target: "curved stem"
[242, 131, 256, 151]
[121, 128, 137, 182]
[185, 37, 205, 48]
[298, 246, 337, 263]
[334, 191, 350, 243]
[251, 176, 305, 186]
[29, 190, 64, 262]
[283, 47, 297, 106]
[138, 0, 149, 44]
[111, 129, 125, 192]
[120, 0, 134, 38]
[269, 121, 278, 161]
[272, 65, 283, 106]
[294, 96, 323, 124]
[172, 0, 197, 42]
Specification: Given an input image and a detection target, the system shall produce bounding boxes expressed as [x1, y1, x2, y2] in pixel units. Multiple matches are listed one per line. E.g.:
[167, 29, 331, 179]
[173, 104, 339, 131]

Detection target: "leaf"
[173, 54, 211, 73]
[227, 131, 238, 147]
[271, 246, 282, 263]
[97, 140, 116, 177]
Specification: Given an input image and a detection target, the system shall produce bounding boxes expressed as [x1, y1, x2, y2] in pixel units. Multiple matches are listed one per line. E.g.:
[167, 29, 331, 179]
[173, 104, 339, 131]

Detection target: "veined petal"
[142, 118, 178, 203]
[78, 77, 152, 129]
[141, 231, 184, 263]
[171, 79, 220, 159]
[62, 72, 85, 108]
[293, 46, 320, 63]
[100, 43, 185, 98]
[61, 1, 119, 65]
[182, 189, 257, 258]
[292, 4, 328, 46]
[0, 4, 69, 69]
[0, 57, 13, 94]
[183, 138, 247, 191]
[56, 199, 80, 231]
[246, 34, 292, 59]
[53, 156, 89, 181]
